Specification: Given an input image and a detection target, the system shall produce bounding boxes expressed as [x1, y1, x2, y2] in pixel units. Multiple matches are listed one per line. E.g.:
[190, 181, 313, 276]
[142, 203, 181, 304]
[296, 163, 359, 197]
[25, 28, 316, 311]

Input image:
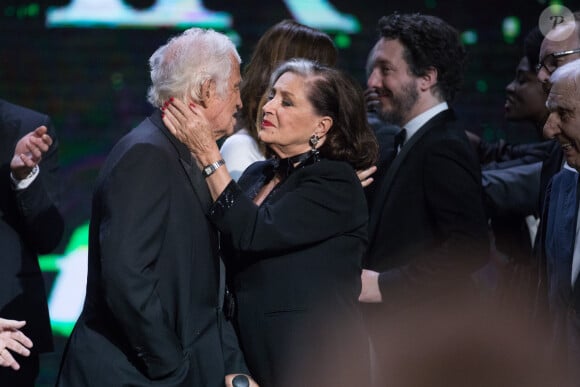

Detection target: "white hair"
[147, 28, 241, 107]
[550, 58, 580, 91]
[269, 58, 318, 86]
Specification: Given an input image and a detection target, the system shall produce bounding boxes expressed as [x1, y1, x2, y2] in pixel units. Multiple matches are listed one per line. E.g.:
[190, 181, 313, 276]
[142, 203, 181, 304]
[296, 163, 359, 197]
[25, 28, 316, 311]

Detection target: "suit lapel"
[179, 158, 213, 211]
[368, 110, 453, 239]
[148, 112, 213, 212]
[149, 112, 223, 302]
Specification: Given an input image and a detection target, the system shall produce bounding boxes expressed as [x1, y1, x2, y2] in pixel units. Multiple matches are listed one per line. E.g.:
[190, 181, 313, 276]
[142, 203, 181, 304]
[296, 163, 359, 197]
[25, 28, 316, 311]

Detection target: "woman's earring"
[309, 134, 319, 150]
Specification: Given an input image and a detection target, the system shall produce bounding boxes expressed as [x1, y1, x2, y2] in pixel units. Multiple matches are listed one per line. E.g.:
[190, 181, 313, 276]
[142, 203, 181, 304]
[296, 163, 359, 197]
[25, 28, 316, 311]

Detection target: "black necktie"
[394, 128, 407, 153]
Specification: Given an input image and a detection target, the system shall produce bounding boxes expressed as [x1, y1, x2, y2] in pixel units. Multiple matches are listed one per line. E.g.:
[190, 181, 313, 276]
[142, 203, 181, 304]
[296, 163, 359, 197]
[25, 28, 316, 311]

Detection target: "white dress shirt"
[220, 128, 264, 182]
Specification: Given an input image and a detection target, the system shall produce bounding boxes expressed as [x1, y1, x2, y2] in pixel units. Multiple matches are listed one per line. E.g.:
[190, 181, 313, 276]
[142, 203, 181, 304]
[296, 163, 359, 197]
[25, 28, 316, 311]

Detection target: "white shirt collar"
[564, 162, 579, 174]
[402, 102, 449, 143]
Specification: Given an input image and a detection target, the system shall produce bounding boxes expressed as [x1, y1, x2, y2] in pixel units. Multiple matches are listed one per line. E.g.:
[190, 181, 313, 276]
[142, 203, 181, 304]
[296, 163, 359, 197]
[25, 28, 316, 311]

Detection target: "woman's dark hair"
[523, 26, 544, 71]
[378, 12, 466, 102]
[239, 20, 337, 155]
[269, 59, 378, 170]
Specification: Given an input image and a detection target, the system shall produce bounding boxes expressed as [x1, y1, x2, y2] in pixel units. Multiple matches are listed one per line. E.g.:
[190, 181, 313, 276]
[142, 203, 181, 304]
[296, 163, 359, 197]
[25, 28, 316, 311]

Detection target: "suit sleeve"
[99, 144, 184, 379]
[378, 137, 489, 301]
[482, 161, 542, 218]
[208, 163, 366, 254]
[14, 115, 64, 253]
[477, 138, 552, 164]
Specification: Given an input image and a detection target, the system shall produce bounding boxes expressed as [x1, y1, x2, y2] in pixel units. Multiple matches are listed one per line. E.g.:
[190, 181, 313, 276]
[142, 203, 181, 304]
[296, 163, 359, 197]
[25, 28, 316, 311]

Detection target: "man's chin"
[224, 127, 236, 138]
[218, 121, 236, 139]
[378, 109, 403, 127]
[214, 129, 231, 141]
[214, 125, 235, 140]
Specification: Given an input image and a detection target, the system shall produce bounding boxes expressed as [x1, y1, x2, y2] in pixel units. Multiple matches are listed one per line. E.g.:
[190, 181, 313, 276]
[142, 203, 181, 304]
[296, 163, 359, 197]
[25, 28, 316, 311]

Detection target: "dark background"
[0, 0, 571, 385]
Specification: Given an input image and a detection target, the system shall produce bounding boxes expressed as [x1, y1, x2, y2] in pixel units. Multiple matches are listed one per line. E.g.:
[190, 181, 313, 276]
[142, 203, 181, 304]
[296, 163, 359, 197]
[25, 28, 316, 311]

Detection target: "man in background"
[539, 59, 580, 386]
[0, 99, 63, 386]
[359, 13, 489, 385]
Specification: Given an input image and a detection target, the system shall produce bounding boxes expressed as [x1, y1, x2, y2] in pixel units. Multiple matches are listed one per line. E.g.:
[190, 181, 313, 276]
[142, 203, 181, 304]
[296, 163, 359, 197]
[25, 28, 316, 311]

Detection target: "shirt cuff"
[10, 165, 39, 190]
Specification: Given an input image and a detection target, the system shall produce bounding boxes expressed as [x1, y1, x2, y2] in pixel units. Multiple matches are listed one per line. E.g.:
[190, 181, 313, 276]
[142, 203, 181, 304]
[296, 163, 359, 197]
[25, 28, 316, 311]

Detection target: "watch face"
[202, 160, 225, 177]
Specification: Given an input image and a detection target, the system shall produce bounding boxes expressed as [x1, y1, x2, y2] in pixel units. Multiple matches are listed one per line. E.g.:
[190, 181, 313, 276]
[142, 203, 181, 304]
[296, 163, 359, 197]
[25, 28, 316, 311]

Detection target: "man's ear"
[418, 66, 438, 92]
[199, 79, 215, 108]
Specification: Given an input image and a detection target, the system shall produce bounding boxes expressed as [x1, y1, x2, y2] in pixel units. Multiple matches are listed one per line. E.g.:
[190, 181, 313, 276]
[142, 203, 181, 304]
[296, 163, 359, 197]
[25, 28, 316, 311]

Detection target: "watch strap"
[202, 159, 225, 178]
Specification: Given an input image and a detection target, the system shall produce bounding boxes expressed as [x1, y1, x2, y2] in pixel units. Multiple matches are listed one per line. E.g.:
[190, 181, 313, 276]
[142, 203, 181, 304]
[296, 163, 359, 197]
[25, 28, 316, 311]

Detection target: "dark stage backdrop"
[0, 0, 570, 385]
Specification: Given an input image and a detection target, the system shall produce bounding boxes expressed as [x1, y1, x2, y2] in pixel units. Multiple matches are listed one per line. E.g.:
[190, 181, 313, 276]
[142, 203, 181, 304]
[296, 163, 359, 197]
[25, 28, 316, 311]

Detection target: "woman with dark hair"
[220, 19, 338, 181]
[163, 58, 377, 387]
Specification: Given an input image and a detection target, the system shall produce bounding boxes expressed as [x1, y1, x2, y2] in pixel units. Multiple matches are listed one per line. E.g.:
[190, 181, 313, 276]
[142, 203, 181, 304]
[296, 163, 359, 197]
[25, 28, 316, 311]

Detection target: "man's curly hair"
[378, 13, 466, 102]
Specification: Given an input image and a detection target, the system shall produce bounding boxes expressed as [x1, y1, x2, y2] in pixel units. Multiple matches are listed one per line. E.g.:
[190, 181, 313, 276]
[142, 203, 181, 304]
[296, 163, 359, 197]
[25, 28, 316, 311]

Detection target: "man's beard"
[377, 79, 419, 127]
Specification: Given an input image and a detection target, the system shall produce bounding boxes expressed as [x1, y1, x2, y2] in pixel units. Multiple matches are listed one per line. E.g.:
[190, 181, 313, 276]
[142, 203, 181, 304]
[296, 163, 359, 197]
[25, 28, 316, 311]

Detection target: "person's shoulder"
[415, 117, 477, 166]
[0, 100, 55, 141]
[108, 119, 170, 159]
[318, 158, 352, 169]
[118, 117, 158, 143]
[0, 99, 47, 120]
[102, 131, 174, 180]
[305, 160, 365, 202]
[423, 111, 471, 144]
[305, 159, 358, 182]
[226, 128, 252, 140]
[242, 158, 271, 174]
[221, 129, 256, 149]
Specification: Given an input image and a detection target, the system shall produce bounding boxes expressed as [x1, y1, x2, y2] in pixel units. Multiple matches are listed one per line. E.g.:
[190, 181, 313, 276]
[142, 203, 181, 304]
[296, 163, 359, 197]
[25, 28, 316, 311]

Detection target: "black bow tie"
[273, 149, 320, 178]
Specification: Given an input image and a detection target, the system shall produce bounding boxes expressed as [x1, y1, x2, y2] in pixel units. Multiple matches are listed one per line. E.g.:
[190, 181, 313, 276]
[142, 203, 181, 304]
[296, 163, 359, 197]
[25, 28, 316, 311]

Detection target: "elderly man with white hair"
[56, 28, 257, 387]
[541, 58, 580, 387]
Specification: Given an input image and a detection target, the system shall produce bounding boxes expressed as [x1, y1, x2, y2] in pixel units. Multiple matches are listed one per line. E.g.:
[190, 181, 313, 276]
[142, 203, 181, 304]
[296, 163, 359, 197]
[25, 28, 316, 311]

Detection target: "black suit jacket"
[0, 99, 63, 354]
[57, 111, 247, 386]
[211, 158, 370, 387]
[364, 109, 489, 308]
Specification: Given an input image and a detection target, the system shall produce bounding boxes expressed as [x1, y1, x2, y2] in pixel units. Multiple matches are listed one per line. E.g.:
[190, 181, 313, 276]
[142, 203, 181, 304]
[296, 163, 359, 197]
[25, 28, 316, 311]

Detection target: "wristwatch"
[202, 159, 225, 178]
